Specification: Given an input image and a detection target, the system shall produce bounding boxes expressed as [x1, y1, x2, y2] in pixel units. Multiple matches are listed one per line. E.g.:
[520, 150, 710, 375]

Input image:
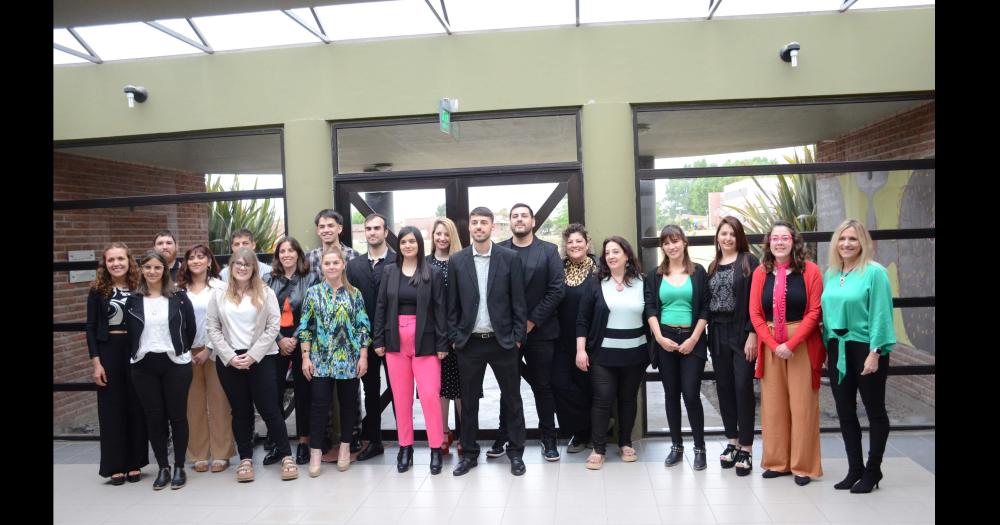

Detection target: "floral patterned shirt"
[297, 282, 371, 379]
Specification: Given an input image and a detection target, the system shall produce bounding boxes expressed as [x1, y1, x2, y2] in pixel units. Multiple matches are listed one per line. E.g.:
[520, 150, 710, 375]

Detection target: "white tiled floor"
[54, 437, 934, 525]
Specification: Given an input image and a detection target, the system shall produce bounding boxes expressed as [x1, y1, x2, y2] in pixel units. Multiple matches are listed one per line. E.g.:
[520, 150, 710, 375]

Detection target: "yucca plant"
[206, 175, 279, 256]
[724, 146, 817, 259]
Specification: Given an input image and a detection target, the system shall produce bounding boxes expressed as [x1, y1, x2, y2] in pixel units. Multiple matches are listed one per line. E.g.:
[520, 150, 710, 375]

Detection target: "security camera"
[123, 85, 148, 108]
[779, 42, 800, 67]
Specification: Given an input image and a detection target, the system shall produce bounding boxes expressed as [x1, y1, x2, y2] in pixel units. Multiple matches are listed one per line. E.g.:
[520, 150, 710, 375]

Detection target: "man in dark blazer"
[492, 203, 565, 461]
[345, 213, 396, 461]
[448, 207, 528, 476]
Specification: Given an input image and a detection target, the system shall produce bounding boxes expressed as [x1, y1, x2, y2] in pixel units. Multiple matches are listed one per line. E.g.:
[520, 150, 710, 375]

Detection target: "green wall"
[53, 8, 934, 244]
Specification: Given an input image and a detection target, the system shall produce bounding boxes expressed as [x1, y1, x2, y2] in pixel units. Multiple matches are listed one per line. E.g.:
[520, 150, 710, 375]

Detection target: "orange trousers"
[760, 323, 822, 478]
[186, 350, 236, 462]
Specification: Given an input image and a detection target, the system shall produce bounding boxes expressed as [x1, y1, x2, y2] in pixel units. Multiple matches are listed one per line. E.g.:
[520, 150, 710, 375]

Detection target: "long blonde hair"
[431, 217, 463, 256]
[321, 246, 355, 295]
[827, 219, 874, 272]
[225, 247, 267, 310]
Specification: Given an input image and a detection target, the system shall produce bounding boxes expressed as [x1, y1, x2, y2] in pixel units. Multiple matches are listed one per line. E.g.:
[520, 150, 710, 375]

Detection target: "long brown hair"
[91, 242, 140, 298]
[224, 247, 267, 309]
[270, 236, 311, 277]
[761, 220, 807, 273]
[597, 236, 642, 286]
[708, 216, 752, 278]
[656, 225, 694, 276]
[135, 250, 177, 297]
[176, 243, 222, 288]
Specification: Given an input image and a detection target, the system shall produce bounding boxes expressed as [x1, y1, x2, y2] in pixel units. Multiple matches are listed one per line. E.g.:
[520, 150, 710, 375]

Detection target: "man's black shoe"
[356, 442, 385, 461]
[349, 436, 363, 453]
[262, 447, 283, 465]
[485, 440, 507, 458]
[510, 457, 526, 476]
[453, 457, 478, 476]
[541, 438, 560, 462]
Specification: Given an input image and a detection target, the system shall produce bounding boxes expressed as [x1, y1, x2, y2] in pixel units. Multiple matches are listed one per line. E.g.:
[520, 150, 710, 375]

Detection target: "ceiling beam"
[840, 0, 858, 12]
[283, 9, 330, 43]
[56, 28, 103, 64]
[707, 0, 723, 20]
[145, 19, 214, 53]
[424, 0, 451, 35]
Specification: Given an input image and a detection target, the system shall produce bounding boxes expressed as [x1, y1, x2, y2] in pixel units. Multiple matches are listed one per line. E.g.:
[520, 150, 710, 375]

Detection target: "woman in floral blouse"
[298, 247, 370, 476]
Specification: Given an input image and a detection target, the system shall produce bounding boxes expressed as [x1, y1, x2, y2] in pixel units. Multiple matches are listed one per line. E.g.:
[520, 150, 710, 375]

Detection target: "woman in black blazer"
[85, 241, 147, 485]
[576, 236, 650, 470]
[644, 225, 710, 470]
[373, 226, 449, 475]
[125, 250, 197, 490]
[706, 217, 760, 476]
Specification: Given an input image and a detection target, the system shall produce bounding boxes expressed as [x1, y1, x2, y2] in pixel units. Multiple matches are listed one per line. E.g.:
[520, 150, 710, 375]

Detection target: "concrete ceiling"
[55, 133, 283, 174]
[637, 99, 929, 159]
[336, 115, 579, 173]
[54, 0, 385, 28]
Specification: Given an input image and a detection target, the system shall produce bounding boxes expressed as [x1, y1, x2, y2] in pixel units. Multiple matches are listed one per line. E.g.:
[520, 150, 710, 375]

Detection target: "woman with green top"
[644, 225, 711, 470]
[298, 247, 370, 476]
[821, 219, 895, 494]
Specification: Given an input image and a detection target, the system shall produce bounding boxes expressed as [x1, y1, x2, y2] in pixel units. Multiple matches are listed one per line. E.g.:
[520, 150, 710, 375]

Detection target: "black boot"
[263, 445, 283, 466]
[397, 445, 414, 473]
[664, 445, 684, 467]
[692, 447, 707, 471]
[171, 465, 186, 490]
[152, 467, 171, 490]
[834, 469, 865, 490]
[430, 447, 443, 475]
[851, 456, 883, 493]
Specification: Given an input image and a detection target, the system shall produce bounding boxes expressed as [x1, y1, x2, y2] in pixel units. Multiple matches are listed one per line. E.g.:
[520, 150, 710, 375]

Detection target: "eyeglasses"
[232, 261, 252, 270]
[769, 235, 793, 243]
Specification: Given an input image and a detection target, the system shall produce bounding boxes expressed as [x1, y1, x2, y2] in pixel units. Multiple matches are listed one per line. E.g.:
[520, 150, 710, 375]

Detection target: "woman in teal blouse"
[821, 219, 895, 494]
[298, 247, 371, 475]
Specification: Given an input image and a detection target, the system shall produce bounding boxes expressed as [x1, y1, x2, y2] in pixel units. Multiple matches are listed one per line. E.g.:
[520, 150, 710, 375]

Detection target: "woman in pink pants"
[373, 226, 449, 475]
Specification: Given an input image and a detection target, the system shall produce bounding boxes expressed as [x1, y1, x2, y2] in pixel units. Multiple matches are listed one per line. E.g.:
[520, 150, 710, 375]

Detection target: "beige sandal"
[281, 457, 299, 480]
[236, 459, 254, 482]
[210, 459, 229, 473]
[619, 445, 638, 463]
[193, 461, 209, 473]
[585, 451, 605, 470]
[337, 449, 351, 472]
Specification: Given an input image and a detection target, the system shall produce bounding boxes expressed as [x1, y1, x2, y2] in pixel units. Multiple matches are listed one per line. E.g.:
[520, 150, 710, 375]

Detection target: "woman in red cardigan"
[749, 221, 825, 486]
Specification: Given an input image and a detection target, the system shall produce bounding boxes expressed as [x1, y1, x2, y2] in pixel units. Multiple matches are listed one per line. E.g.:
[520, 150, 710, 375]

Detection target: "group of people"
[85, 203, 895, 494]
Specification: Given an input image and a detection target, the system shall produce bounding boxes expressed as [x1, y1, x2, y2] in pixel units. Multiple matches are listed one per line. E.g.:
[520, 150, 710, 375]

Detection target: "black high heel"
[834, 469, 864, 490]
[734, 449, 753, 477]
[850, 469, 883, 493]
[397, 445, 414, 473]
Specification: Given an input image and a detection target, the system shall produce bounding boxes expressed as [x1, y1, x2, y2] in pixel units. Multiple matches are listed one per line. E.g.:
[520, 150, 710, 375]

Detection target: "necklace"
[611, 275, 626, 292]
[839, 265, 856, 286]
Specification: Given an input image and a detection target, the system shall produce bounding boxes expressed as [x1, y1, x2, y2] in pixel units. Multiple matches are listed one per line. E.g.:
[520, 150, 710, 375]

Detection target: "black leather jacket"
[124, 293, 196, 359]
[264, 271, 319, 340]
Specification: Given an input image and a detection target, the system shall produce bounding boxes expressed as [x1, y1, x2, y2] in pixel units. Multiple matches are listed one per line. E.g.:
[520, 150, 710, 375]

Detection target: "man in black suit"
[448, 207, 528, 476]
[492, 203, 565, 461]
[345, 213, 396, 461]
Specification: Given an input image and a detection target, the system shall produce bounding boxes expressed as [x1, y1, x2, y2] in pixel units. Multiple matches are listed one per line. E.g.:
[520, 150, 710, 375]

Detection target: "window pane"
[637, 99, 933, 161]
[467, 182, 559, 243]
[192, 11, 318, 51]
[314, 0, 445, 41]
[580, 0, 704, 24]
[354, 188, 449, 254]
[713, 0, 843, 18]
[336, 114, 578, 173]
[72, 22, 202, 61]
[55, 134, 284, 200]
[444, 0, 574, 32]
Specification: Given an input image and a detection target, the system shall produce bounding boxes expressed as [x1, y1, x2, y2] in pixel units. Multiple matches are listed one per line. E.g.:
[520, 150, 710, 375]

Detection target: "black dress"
[428, 256, 460, 399]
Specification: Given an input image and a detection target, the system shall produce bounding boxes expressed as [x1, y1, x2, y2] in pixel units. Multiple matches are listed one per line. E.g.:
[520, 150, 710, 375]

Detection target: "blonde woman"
[205, 247, 298, 483]
[299, 247, 371, 475]
[821, 219, 895, 493]
[426, 217, 464, 454]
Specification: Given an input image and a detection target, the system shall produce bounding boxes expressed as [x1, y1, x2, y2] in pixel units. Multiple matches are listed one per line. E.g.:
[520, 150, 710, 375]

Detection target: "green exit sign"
[439, 98, 457, 134]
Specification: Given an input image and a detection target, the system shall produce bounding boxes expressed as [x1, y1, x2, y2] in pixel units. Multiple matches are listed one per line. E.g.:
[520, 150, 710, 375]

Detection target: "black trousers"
[215, 353, 291, 460]
[827, 338, 891, 471]
[551, 336, 592, 439]
[496, 338, 558, 441]
[96, 334, 149, 477]
[589, 362, 645, 454]
[708, 317, 756, 446]
[131, 352, 193, 469]
[458, 336, 526, 458]
[359, 349, 391, 443]
[273, 343, 311, 438]
[656, 328, 707, 449]
[310, 377, 360, 449]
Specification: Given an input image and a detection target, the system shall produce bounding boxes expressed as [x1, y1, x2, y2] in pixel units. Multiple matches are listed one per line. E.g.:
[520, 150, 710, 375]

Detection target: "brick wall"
[53, 152, 209, 435]
[816, 100, 935, 410]
[816, 101, 935, 162]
